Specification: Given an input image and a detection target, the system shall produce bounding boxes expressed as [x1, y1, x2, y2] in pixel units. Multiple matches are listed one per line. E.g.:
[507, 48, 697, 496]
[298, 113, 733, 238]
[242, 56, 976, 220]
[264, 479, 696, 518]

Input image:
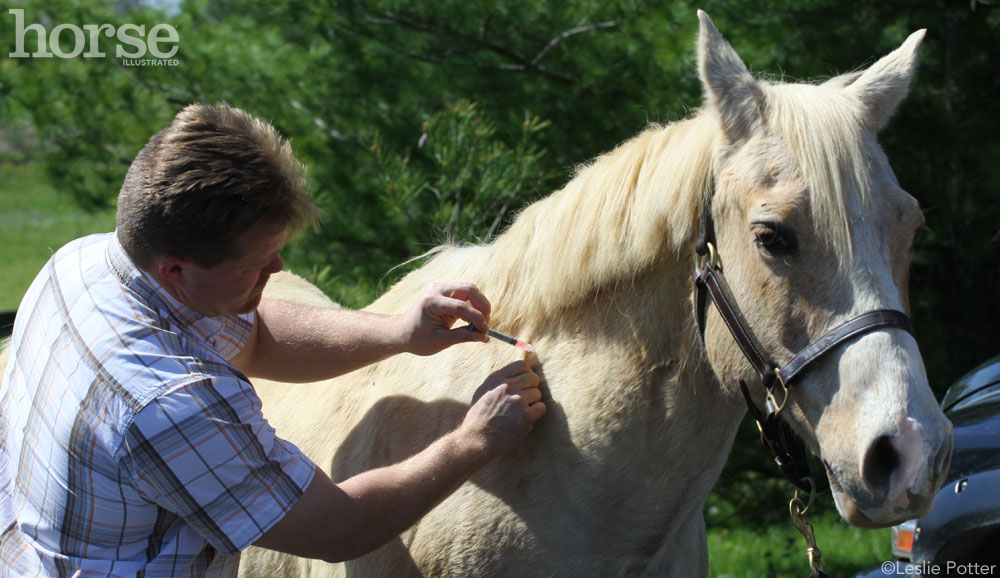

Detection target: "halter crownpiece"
[693, 206, 916, 493]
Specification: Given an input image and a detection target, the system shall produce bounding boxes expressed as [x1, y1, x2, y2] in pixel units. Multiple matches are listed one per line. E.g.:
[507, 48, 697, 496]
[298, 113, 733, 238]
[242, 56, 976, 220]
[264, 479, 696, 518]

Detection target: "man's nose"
[265, 254, 284, 274]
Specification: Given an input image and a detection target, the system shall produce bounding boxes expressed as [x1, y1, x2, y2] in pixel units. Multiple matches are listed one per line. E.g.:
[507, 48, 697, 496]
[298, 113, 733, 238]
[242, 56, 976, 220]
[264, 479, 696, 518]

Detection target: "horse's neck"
[541, 255, 742, 434]
[481, 115, 717, 333]
[522, 263, 746, 558]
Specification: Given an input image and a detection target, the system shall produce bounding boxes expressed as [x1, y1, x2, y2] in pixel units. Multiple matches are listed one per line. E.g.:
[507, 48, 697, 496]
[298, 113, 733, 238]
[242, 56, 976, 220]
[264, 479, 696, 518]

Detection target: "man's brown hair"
[116, 103, 318, 269]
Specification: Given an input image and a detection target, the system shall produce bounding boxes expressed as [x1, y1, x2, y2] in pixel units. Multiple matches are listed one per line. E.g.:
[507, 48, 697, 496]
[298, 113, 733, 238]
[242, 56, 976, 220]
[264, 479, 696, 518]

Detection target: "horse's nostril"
[863, 434, 900, 494]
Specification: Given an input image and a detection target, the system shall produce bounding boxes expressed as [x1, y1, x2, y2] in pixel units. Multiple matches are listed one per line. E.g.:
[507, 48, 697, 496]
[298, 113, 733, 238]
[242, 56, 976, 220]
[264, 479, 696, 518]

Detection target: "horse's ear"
[697, 10, 763, 144]
[844, 30, 926, 130]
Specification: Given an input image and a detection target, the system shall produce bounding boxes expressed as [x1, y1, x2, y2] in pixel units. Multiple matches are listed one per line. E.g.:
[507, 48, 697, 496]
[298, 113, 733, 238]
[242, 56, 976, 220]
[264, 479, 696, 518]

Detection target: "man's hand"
[460, 360, 547, 456]
[397, 283, 493, 356]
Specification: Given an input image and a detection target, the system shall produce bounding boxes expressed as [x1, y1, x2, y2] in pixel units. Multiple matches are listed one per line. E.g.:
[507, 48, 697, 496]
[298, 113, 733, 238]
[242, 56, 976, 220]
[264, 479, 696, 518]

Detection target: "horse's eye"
[753, 224, 797, 254]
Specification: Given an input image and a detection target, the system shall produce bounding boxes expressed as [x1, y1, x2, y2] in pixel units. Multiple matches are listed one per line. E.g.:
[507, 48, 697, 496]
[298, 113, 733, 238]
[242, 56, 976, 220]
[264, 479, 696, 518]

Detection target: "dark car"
[857, 355, 1000, 577]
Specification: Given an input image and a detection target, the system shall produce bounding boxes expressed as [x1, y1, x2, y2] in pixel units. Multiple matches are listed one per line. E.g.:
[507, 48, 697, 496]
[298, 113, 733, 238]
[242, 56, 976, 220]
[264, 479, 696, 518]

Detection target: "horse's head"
[695, 11, 952, 527]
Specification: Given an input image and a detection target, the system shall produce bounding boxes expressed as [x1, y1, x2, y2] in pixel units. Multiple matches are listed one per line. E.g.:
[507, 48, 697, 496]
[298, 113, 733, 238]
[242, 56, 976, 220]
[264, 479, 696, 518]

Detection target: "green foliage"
[0, 162, 116, 310]
[394, 101, 552, 244]
[339, 101, 553, 299]
[291, 100, 556, 307]
[0, 2, 178, 210]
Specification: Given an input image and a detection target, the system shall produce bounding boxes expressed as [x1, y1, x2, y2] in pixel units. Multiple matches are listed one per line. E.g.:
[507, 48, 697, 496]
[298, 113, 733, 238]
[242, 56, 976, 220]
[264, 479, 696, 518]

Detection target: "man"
[0, 103, 546, 577]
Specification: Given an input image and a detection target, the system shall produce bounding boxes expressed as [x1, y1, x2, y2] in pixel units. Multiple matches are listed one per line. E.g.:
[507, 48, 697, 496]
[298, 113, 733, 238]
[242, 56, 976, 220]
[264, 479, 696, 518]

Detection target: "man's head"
[117, 103, 319, 316]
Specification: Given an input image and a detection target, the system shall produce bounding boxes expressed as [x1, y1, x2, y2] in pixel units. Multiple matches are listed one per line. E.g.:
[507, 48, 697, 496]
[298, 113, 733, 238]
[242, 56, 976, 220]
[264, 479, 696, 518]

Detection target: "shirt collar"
[106, 233, 207, 329]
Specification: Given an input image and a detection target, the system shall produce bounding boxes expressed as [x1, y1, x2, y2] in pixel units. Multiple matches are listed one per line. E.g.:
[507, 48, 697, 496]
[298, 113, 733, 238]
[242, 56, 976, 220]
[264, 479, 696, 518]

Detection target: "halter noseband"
[693, 207, 915, 493]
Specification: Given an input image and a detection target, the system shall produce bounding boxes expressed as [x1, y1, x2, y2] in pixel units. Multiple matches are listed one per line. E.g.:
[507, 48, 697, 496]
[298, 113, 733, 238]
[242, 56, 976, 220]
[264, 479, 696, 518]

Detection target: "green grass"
[0, 162, 117, 310]
[708, 508, 892, 577]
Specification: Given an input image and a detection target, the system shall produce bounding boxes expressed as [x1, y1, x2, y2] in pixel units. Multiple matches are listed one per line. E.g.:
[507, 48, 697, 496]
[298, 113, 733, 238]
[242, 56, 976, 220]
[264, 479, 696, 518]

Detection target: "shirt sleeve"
[122, 374, 316, 555]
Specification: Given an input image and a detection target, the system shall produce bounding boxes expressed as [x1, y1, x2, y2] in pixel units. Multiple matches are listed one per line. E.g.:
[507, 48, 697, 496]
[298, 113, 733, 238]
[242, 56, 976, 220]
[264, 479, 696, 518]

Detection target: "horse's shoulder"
[263, 271, 340, 309]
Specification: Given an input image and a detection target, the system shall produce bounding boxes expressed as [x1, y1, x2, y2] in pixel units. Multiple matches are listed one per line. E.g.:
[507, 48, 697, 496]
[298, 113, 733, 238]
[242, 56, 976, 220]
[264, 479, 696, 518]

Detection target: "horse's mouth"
[824, 461, 919, 529]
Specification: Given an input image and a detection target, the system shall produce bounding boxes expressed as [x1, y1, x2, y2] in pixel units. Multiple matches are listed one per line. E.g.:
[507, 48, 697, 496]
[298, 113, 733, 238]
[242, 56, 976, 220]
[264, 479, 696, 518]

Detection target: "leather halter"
[693, 206, 916, 492]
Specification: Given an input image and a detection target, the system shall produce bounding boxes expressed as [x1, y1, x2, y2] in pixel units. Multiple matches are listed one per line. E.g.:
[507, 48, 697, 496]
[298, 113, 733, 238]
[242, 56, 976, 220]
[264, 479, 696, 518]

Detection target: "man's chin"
[238, 277, 270, 314]
[238, 293, 264, 315]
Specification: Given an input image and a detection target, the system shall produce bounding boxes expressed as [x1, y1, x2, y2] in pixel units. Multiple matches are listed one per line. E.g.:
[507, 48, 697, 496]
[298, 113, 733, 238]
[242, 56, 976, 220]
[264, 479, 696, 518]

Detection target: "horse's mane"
[370, 114, 717, 328]
[371, 73, 872, 327]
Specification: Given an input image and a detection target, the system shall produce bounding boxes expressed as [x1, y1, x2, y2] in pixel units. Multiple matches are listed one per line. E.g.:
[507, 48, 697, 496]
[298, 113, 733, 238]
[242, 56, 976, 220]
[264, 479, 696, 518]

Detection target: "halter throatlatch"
[693, 206, 916, 493]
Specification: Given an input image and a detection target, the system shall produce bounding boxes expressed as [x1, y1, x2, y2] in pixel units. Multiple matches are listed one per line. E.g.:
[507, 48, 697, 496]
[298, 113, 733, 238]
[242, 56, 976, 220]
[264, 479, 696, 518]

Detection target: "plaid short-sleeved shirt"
[0, 233, 316, 577]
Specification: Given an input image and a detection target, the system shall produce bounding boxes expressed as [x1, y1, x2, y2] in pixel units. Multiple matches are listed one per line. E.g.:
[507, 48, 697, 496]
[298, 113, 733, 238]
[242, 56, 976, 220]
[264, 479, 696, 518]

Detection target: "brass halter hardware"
[766, 367, 789, 417]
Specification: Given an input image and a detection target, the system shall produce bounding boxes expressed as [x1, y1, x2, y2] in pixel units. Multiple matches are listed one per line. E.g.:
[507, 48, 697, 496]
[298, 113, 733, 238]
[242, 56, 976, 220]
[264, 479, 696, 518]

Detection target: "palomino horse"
[242, 12, 952, 577]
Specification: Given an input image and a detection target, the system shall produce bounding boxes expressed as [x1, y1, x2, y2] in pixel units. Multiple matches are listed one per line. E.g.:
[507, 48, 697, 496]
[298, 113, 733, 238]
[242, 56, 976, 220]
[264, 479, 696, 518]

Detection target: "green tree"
[3, 0, 997, 389]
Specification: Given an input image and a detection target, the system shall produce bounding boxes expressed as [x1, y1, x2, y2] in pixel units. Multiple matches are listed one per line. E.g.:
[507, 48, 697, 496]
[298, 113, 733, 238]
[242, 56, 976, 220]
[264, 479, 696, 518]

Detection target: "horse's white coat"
[234, 11, 952, 576]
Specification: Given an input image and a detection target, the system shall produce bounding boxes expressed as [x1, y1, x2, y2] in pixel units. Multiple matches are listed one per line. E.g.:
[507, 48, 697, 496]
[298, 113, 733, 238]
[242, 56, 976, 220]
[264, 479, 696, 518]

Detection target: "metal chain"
[788, 478, 829, 578]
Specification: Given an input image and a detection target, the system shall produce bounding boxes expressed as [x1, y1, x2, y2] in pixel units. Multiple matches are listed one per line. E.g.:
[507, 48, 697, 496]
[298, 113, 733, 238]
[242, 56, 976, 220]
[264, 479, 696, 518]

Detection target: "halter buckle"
[765, 367, 790, 418]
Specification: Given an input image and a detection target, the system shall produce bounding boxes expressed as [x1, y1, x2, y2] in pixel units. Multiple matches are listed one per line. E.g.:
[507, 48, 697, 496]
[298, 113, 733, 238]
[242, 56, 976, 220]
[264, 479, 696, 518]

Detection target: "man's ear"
[156, 257, 188, 288]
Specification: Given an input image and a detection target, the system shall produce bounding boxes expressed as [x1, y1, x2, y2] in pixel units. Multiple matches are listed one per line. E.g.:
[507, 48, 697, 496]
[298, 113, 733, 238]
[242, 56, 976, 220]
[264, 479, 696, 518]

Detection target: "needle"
[467, 324, 536, 353]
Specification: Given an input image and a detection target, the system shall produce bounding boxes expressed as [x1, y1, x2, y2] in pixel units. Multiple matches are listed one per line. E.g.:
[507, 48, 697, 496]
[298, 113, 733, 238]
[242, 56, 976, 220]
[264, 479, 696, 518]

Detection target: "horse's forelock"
[762, 81, 873, 269]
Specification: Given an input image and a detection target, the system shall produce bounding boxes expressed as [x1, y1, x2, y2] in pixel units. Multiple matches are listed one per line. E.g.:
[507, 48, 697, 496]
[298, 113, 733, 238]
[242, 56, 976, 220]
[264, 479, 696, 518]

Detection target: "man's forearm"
[233, 282, 491, 382]
[236, 297, 406, 382]
[251, 363, 543, 562]
[329, 428, 491, 561]
[253, 425, 493, 563]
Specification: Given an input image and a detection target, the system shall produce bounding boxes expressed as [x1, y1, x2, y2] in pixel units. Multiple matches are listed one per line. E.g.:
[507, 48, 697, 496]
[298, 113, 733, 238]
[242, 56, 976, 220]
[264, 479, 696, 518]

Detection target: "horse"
[256, 11, 950, 577]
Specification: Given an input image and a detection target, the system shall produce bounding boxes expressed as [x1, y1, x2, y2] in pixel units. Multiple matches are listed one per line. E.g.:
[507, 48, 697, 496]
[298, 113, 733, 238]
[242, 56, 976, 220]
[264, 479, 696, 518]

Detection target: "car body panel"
[944, 398, 1000, 485]
[941, 354, 1000, 412]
